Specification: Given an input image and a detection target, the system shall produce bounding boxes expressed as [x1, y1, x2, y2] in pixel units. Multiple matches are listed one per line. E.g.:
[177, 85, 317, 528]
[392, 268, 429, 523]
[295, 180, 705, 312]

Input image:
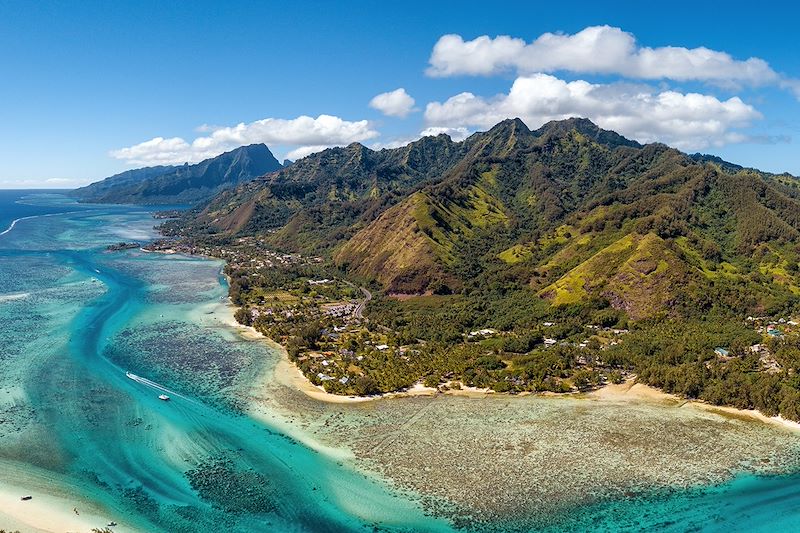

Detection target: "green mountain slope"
[168, 117, 800, 319]
[72, 144, 282, 205]
[72, 165, 180, 200]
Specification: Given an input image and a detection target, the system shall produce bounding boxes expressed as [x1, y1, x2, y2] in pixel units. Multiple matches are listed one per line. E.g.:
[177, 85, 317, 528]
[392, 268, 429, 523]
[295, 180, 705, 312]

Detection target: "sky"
[1, 0, 799, 188]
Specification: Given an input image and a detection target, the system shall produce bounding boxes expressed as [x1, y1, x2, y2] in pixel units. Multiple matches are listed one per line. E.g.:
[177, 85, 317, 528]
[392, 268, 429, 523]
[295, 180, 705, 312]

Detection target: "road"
[354, 286, 372, 319]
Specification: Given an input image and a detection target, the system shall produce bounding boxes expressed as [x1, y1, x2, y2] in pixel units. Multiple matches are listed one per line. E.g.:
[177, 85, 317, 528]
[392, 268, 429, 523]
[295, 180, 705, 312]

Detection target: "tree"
[353, 376, 379, 396]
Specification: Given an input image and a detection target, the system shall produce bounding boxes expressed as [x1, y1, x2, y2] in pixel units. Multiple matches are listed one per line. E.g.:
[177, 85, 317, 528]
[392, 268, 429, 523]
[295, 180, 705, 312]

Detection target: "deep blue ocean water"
[1, 190, 800, 532]
[0, 189, 78, 233]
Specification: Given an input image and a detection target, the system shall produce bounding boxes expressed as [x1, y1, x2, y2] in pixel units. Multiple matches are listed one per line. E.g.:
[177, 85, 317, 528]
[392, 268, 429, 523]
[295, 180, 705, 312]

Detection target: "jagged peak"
[487, 117, 532, 136]
[534, 117, 640, 149]
[345, 142, 371, 153]
[227, 143, 273, 156]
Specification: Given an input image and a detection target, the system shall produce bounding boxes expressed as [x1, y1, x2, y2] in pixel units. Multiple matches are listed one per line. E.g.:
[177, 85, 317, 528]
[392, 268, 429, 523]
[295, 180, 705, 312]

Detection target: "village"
[144, 235, 323, 271]
[145, 230, 800, 398]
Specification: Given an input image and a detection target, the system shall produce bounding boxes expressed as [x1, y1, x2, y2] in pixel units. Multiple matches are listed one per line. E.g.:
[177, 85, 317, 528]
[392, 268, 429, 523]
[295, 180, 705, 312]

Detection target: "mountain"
[72, 165, 181, 199]
[177, 133, 471, 245]
[168, 117, 800, 318]
[73, 144, 282, 205]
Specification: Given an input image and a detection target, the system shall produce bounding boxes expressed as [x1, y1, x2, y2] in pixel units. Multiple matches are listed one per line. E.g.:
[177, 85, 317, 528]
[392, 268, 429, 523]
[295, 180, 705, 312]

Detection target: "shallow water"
[0, 192, 452, 532]
[2, 191, 800, 532]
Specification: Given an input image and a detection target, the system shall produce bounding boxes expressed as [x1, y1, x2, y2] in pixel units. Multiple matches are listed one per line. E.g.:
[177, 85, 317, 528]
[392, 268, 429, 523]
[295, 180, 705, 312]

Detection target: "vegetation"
[73, 144, 281, 205]
[159, 117, 800, 420]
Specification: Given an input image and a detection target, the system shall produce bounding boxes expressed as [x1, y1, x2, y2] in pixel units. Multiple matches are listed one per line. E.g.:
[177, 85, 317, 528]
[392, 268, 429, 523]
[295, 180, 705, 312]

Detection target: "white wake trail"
[125, 371, 199, 405]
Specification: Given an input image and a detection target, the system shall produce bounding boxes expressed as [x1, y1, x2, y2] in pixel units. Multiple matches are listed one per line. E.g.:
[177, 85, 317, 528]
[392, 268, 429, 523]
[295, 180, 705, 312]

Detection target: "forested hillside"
[159, 118, 800, 419]
[73, 144, 282, 204]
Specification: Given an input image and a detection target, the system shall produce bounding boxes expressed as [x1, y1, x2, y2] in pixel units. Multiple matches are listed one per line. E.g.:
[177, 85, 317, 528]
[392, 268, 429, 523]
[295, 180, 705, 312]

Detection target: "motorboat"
[158, 394, 170, 401]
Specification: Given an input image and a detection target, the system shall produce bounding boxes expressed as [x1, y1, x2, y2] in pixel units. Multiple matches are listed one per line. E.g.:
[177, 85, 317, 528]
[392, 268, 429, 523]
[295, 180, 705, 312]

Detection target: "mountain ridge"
[165, 117, 800, 319]
[73, 143, 282, 205]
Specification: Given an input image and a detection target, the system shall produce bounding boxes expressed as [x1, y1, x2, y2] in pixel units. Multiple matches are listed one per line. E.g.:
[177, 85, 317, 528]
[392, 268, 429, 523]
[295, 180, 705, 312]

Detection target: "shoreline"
[217, 301, 497, 403]
[217, 300, 800, 432]
[0, 462, 143, 533]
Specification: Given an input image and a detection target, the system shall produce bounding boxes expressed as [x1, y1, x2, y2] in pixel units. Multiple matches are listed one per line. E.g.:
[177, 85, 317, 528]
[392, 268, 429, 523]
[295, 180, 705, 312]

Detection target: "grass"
[498, 244, 533, 265]
[541, 233, 687, 318]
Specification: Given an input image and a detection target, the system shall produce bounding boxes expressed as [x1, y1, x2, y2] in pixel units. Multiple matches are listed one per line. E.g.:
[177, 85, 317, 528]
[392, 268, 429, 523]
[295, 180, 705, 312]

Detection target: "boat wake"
[0, 292, 30, 303]
[125, 371, 198, 405]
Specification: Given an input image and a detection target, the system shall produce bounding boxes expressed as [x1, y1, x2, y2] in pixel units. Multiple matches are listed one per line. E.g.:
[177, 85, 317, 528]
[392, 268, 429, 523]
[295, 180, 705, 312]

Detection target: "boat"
[20, 495, 32, 501]
[107, 521, 118, 527]
[158, 394, 170, 401]
[125, 371, 136, 380]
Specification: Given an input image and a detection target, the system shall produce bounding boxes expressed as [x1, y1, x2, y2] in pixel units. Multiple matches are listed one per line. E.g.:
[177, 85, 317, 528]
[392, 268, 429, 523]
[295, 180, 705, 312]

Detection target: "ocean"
[1, 190, 800, 532]
[0, 189, 78, 234]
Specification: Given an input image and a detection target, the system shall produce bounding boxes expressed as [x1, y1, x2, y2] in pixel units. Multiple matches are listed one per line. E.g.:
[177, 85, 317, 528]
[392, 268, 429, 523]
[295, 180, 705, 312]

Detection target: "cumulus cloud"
[111, 114, 379, 165]
[370, 138, 417, 151]
[782, 79, 800, 99]
[369, 126, 472, 152]
[369, 88, 417, 117]
[419, 126, 471, 141]
[427, 26, 780, 88]
[284, 145, 332, 161]
[424, 74, 761, 151]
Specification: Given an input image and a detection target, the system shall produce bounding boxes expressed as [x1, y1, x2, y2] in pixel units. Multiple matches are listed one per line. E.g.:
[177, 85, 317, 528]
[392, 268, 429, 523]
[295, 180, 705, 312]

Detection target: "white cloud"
[370, 139, 417, 151]
[370, 126, 472, 152]
[285, 145, 332, 161]
[424, 74, 761, 151]
[782, 79, 800, 99]
[111, 137, 192, 166]
[0, 177, 93, 189]
[427, 26, 780, 88]
[111, 114, 379, 165]
[419, 126, 471, 141]
[369, 88, 417, 117]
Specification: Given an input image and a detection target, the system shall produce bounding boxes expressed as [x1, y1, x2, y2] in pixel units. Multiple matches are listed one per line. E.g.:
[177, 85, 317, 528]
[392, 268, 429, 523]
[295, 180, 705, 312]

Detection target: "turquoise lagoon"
[0, 193, 452, 532]
[1, 191, 800, 532]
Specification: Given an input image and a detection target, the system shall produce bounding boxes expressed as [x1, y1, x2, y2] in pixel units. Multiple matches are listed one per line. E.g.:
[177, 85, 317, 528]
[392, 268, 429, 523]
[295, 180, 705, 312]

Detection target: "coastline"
[217, 301, 496, 403]
[0, 463, 143, 533]
[590, 377, 800, 433]
[217, 300, 800, 432]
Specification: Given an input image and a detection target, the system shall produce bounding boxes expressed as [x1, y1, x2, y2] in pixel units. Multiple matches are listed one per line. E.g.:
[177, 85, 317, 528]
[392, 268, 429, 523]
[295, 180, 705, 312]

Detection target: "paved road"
[353, 286, 372, 319]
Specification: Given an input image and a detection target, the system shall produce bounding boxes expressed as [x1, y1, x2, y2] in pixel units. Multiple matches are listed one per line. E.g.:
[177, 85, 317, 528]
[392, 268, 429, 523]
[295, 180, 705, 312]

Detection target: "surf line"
[0, 210, 84, 237]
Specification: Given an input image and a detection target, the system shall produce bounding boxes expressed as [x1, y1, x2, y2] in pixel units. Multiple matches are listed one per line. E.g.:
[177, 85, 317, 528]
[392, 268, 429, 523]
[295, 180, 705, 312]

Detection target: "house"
[468, 328, 497, 338]
[714, 347, 730, 357]
[375, 344, 389, 350]
[543, 338, 557, 346]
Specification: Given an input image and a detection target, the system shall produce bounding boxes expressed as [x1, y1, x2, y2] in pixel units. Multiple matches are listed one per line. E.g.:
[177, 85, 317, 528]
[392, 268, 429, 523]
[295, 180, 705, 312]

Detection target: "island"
[143, 118, 800, 421]
[105, 241, 140, 251]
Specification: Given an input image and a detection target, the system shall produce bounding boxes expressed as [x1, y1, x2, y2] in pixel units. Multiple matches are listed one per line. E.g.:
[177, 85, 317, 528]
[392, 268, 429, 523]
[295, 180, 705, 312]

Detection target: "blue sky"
[1, 0, 798, 187]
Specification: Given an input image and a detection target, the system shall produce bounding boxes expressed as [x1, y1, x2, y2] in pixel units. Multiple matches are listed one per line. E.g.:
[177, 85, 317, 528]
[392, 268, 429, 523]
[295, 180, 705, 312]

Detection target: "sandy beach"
[207, 296, 800, 529]
[214, 300, 508, 403]
[593, 379, 800, 432]
[216, 297, 800, 433]
[0, 464, 142, 533]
